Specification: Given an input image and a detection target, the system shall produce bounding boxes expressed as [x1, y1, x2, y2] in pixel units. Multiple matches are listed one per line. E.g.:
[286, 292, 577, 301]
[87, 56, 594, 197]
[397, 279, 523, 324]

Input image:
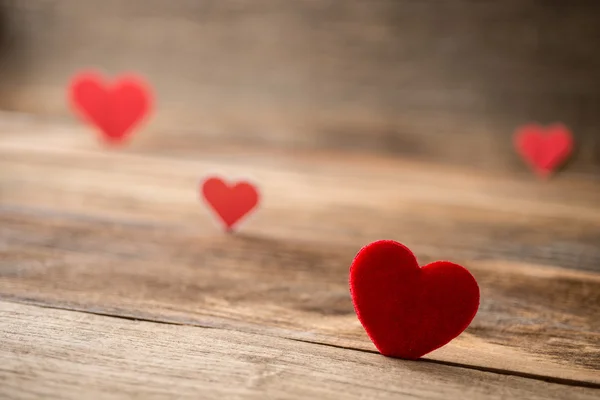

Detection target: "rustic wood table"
[0, 115, 599, 399]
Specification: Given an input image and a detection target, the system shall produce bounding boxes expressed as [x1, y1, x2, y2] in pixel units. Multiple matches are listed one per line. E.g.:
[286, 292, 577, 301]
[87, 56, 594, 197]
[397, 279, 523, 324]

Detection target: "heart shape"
[349, 240, 480, 359]
[201, 177, 260, 232]
[513, 123, 574, 178]
[68, 72, 152, 144]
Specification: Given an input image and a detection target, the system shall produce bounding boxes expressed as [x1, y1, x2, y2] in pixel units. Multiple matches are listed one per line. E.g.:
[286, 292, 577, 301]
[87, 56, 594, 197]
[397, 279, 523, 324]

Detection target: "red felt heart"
[349, 240, 480, 360]
[201, 177, 260, 231]
[69, 72, 152, 144]
[514, 123, 574, 178]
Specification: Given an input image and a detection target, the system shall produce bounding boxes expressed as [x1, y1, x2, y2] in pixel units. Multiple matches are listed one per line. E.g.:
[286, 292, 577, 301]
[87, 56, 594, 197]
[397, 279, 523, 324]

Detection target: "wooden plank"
[1, 1, 600, 173]
[0, 121, 599, 384]
[0, 301, 598, 399]
[1, 121, 599, 273]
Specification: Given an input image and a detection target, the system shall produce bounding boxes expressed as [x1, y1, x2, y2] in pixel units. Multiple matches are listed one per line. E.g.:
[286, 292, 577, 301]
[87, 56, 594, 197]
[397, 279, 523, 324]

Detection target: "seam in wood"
[2, 297, 598, 390]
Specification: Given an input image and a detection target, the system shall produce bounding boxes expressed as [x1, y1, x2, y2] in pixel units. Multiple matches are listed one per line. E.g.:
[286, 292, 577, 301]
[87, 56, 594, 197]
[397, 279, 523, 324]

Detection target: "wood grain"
[0, 1, 599, 173]
[1, 301, 599, 400]
[2, 209, 599, 385]
[0, 118, 599, 386]
[1, 118, 599, 272]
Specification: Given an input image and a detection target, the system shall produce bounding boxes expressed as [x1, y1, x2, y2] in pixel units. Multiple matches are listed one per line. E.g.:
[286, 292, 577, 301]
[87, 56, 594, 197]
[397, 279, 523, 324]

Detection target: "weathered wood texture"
[3, 301, 598, 400]
[0, 1, 599, 174]
[1, 116, 599, 391]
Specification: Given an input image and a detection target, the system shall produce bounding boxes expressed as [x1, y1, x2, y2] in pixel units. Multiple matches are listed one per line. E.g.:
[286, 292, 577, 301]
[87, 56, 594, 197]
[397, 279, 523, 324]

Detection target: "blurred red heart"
[349, 240, 480, 359]
[514, 124, 574, 178]
[69, 72, 151, 144]
[201, 177, 260, 232]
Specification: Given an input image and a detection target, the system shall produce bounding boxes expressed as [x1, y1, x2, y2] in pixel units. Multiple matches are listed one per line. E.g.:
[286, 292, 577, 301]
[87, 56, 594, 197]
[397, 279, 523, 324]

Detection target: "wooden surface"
[0, 114, 599, 398]
[2, 301, 598, 400]
[0, 0, 599, 173]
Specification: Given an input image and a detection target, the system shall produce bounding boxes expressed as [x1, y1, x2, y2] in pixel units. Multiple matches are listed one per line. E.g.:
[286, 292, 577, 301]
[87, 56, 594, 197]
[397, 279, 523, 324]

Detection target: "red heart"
[514, 123, 574, 178]
[68, 72, 152, 144]
[201, 177, 260, 231]
[349, 240, 480, 359]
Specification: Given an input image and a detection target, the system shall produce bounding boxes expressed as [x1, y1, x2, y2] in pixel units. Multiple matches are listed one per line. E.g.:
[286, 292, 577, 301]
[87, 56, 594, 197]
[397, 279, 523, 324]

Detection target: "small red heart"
[201, 177, 260, 232]
[349, 240, 480, 360]
[514, 123, 574, 178]
[68, 72, 152, 145]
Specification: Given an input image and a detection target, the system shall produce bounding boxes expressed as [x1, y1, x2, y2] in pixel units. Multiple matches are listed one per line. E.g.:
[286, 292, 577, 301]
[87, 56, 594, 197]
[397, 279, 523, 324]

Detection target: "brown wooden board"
[3, 301, 598, 400]
[1, 118, 599, 388]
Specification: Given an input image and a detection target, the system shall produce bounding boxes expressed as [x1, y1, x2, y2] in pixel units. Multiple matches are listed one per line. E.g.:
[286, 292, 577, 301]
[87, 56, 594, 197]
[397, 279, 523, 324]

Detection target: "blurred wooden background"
[0, 0, 598, 175]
